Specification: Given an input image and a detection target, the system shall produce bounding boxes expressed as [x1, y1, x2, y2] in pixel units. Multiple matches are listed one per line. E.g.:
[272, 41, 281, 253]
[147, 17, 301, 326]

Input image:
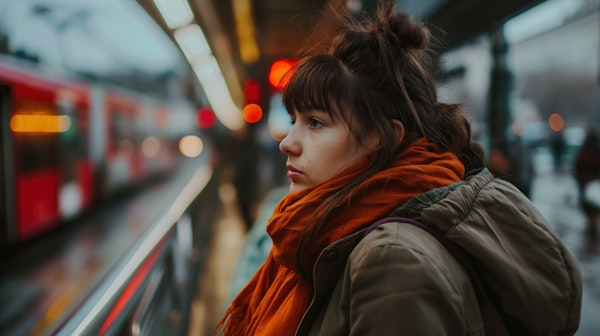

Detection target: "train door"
[55, 89, 93, 218]
[0, 84, 15, 244]
[12, 87, 62, 240]
[104, 93, 140, 193]
[56, 100, 82, 219]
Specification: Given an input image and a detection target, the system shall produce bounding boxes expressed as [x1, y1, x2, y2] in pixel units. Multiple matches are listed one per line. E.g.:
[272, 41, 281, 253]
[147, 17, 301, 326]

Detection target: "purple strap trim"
[364, 217, 509, 336]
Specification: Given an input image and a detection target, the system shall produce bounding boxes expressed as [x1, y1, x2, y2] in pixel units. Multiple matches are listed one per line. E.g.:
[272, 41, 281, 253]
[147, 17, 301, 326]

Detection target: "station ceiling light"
[152, 0, 194, 29]
[152, 0, 244, 131]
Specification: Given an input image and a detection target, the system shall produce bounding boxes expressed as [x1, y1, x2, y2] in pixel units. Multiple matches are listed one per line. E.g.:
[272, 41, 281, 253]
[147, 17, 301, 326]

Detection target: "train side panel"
[0, 58, 189, 245]
[0, 60, 94, 242]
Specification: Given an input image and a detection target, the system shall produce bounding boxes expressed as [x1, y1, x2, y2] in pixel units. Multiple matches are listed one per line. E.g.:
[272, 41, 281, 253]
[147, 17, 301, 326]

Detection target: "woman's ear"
[392, 119, 405, 145]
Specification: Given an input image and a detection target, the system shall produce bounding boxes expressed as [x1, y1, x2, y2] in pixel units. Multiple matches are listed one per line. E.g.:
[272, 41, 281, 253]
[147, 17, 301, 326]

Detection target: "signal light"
[268, 58, 296, 89]
[548, 113, 564, 132]
[196, 107, 217, 129]
[242, 103, 262, 123]
[244, 78, 261, 105]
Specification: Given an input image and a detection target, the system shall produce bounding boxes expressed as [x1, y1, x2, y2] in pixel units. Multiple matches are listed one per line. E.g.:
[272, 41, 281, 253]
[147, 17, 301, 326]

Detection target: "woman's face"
[279, 109, 376, 193]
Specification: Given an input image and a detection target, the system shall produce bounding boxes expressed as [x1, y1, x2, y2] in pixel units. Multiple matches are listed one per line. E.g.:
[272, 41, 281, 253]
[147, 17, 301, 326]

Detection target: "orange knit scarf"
[216, 138, 464, 335]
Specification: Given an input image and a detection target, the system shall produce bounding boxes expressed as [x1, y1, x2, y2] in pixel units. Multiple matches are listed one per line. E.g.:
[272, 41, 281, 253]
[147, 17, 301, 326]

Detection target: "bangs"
[282, 54, 351, 120]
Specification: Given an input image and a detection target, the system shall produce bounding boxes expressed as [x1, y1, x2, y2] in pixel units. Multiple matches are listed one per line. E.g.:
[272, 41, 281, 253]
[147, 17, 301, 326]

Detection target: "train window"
[57, 101, 89, 158]
[57, 102, 79, 183]
[16, 134, 59, 173]
[109, 109, 137, 155]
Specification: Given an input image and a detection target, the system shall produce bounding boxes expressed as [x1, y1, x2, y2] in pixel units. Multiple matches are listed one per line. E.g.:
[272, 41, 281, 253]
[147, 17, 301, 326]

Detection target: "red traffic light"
[268, 58, 297, 89]
[244, 78, 261, 105]
[196, 107, 217, 129]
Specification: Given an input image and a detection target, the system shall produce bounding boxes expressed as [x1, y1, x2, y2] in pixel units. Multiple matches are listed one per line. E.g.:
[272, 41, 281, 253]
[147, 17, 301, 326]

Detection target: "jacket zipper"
[294, 250, 326, 335]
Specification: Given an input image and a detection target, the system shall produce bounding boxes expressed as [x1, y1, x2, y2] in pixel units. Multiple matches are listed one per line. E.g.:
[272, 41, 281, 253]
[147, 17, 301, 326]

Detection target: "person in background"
[574, 126, 600, 234]
[487, 137, 534, 198]
[550, 129, 566, 172]
[216, 3, 582, 335]
[232, 127, 261, 230]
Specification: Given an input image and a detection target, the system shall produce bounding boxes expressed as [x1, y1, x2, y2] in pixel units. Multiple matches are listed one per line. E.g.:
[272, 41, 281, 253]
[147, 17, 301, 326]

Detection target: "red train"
[0, 57, 190, 245]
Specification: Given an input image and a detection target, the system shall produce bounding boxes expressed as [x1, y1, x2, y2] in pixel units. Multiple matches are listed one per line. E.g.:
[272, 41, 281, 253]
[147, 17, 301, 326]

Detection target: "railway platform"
[1, 146, 598, 335]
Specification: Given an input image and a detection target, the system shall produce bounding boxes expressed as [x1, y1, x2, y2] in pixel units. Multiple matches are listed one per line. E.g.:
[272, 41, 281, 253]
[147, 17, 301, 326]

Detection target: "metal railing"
[56, 164, 213, 335]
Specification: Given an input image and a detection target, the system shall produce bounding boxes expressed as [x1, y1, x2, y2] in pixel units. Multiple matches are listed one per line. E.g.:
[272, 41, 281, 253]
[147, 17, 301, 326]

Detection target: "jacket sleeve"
[346, 227, 481, 336]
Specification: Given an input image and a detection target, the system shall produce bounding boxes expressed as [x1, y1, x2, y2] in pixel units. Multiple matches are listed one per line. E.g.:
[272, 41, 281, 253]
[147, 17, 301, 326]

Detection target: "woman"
[217, 5, 581, 335]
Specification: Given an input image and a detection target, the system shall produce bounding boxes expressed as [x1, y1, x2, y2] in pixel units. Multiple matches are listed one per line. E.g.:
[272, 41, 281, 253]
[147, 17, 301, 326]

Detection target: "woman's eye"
[309, 118, 324, 129]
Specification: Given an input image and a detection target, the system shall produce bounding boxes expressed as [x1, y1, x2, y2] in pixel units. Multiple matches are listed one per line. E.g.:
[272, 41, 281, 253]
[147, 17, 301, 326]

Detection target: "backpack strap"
[364, 217, 509, 336]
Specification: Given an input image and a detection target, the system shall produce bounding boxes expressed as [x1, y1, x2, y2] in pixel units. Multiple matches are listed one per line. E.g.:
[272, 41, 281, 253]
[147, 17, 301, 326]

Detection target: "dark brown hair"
[281, 3, 484, 278]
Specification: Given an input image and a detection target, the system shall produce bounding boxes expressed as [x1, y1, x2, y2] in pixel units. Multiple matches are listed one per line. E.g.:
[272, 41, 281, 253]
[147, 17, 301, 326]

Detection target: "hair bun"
[369, 9, 430, 51]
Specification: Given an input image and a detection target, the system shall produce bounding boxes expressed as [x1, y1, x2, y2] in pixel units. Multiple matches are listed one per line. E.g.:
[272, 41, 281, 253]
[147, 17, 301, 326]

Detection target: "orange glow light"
[10, 114, 71, 133]
[243, 104, 262, 123]
[268, 59, 296, 89]
[548, 113, 564, 132]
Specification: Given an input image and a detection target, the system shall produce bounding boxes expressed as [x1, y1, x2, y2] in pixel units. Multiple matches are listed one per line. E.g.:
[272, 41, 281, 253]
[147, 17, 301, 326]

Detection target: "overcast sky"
[504, 0, 590, 44]
[0, 0, 184, 75]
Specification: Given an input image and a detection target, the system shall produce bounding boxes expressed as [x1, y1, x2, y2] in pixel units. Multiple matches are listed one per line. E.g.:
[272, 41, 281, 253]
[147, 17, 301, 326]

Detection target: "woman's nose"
[279, 130, 300, 155]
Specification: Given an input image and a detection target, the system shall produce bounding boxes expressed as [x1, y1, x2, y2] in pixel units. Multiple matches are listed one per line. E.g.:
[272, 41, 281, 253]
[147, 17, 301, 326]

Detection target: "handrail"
[56, 164, 213, 335]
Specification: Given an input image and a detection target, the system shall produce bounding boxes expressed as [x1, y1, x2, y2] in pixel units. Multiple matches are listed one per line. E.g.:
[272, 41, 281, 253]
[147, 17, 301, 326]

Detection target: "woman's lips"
[287, 165, 303, 180]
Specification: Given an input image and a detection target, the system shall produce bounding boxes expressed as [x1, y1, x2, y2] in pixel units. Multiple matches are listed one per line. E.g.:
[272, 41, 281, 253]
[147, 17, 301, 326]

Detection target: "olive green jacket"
[297, 169, 582, 335]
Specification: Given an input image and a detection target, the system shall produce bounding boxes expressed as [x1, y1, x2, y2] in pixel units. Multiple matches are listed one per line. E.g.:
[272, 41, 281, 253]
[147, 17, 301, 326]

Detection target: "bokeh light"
[196, 107, 217, 129]
[548, 113, 564, 132]
[142, 136, 161, 157]
[179, 135, 204, 157]
[268, 59, 296, 89]
[242, 103, 262, 123]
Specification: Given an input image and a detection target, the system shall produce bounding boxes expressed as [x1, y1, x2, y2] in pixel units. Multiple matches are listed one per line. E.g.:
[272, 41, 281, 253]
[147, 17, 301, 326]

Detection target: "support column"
[488, 24, 512, 149]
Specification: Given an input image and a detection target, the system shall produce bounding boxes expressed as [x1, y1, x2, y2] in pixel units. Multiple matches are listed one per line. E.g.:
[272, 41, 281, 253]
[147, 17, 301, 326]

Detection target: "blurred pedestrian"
[574, 126, 600, 234]
[216, 4, 581, 335]
[232, 127, 261, 231]
[487, 138, 534, 197]
[487, 140, 512, 179]
[507, 136, 534, 196]
[550, 129, 566, 172]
